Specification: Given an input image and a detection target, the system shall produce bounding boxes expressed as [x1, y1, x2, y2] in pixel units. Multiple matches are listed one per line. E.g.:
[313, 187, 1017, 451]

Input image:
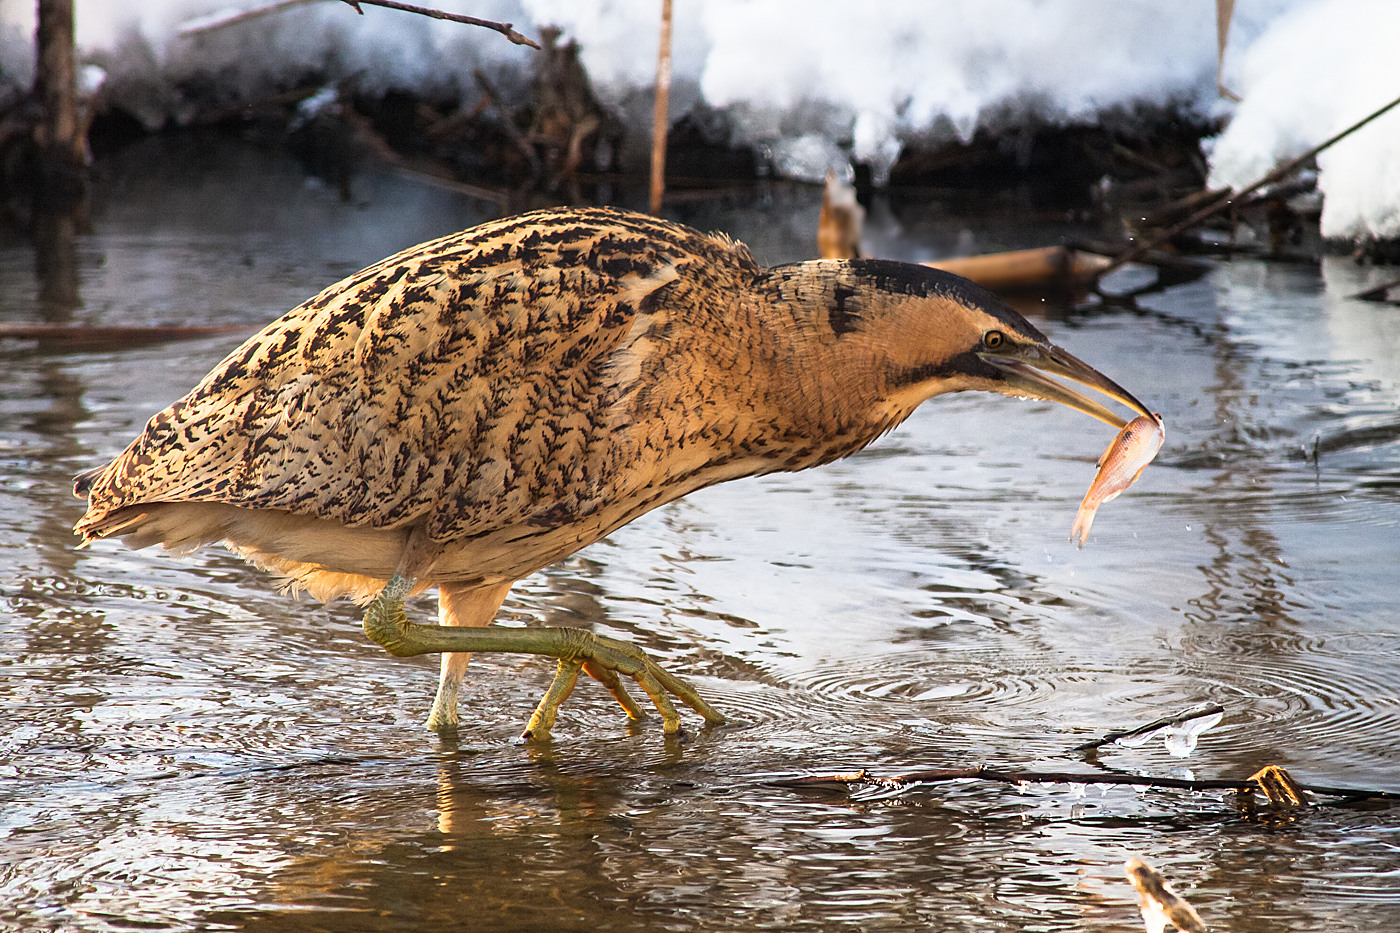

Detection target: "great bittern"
[74, 207, 1151, 738]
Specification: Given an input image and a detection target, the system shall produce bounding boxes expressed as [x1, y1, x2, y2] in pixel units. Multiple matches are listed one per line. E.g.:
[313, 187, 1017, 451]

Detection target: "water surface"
[3, 137, 1399, 931]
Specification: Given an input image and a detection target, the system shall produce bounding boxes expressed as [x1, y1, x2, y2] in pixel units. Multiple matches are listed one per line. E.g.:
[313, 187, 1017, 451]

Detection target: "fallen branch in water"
[770, 703, 1400, 811]
[0, 322, 248, 349]
[178, 0, 540, 48]
[769, 762, 1400, 805]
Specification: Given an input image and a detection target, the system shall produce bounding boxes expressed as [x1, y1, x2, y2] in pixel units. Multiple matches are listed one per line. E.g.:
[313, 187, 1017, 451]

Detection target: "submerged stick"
[770, 763, 1400, 803]
[1101, 88, 1400, 275]
[649, 0, 674, 215]
[773, 765, 1255, 794]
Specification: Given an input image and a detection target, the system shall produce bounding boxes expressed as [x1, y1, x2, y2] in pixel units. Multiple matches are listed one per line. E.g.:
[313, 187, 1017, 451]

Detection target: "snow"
[1206, 0, 1400, 239]
[2, 0, 1397, 239]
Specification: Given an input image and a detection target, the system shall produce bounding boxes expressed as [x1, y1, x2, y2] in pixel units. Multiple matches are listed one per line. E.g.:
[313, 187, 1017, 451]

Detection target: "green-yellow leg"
[364, 574, 724, 736]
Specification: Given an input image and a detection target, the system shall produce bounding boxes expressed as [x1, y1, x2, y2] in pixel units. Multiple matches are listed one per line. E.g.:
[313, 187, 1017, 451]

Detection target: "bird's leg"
[424, 581, 514, 732]
[362, 574, 725, 735]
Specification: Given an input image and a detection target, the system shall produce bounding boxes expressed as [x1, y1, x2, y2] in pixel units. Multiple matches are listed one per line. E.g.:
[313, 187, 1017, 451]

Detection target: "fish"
[1071, 413, 1164, 549]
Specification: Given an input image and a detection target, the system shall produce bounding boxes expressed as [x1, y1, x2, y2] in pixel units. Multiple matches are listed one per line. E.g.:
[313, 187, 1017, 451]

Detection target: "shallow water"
[3, 137, 1400, 932]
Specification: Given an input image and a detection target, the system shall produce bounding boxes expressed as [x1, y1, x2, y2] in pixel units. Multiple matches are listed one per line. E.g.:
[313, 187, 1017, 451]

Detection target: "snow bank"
[1207, 0, 1400, 239]
[4, 0, 1398, 239]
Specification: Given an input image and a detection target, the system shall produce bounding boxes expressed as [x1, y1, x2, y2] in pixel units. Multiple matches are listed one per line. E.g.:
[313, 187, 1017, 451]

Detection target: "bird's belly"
[123, 452, 771, 599]
[174, 499, 627, 595]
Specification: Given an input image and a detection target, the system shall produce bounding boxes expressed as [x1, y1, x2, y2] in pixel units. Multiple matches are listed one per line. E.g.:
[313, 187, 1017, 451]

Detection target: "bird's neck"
[749, 263, 911, 471]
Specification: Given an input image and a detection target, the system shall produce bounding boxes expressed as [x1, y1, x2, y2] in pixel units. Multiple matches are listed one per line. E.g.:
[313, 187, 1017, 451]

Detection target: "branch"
[769, 763, 1400, 806]
[179, 0, 320, 36]
[179, 0, 540, 49]
[343, 0, 540, 48]
[1100, 88, 1400, 275]
[768, 706, 1400, 813]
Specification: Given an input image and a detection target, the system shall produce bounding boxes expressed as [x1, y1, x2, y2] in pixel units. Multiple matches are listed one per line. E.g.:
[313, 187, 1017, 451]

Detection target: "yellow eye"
[983, 330, 1006, 350]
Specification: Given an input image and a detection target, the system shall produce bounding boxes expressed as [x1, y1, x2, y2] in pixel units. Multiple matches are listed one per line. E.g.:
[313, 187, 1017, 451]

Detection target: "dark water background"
[3, 137, 1399, 931]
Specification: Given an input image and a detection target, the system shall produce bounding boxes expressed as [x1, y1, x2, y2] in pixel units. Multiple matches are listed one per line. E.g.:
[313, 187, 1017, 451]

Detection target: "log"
[927, 246, 1112, 293]
[0, 323, 248, 349]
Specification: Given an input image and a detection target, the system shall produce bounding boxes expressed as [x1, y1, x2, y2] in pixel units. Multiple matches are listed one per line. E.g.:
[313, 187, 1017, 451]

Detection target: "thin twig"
[1100, 88, 1400, 275]
[1071, 703, 1225, 752]
[345, 0, 539, 48]
[771, 766, 1254, 794]
[179, 0, 540, 49]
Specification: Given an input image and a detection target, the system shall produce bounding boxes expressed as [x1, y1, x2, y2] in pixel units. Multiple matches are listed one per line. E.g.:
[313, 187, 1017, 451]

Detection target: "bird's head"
[767, 258, 1152, 431]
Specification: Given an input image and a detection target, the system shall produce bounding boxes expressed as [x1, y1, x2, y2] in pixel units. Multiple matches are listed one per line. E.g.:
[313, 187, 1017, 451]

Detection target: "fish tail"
[1071, 505, 1097, 549]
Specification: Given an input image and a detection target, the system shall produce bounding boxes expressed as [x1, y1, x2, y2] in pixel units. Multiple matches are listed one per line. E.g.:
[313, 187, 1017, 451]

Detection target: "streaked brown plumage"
[74, 206, 1152, 736]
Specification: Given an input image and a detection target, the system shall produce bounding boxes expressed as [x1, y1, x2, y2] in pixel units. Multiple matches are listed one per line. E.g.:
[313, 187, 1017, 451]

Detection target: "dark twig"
[1100, 88, 1400, 275]
[1071, 703, 1225, 752]
[768, 764, 1400, 802]
[772, 766, 1255, 794]
[180, 0, 540, 49]
[342, 0, 539, 48]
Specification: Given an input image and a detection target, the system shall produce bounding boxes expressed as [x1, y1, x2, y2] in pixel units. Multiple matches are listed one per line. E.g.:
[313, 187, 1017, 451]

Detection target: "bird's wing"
[76, 208, 762, 543]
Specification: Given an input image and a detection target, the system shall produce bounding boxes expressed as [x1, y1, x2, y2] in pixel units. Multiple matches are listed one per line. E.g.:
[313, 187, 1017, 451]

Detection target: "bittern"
[74, 207, 1151, 738]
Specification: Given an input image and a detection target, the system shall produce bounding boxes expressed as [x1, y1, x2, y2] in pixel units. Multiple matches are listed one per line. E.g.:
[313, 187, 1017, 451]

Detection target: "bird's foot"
[518, 630, 726, 739]
[362, 574, 725, 738]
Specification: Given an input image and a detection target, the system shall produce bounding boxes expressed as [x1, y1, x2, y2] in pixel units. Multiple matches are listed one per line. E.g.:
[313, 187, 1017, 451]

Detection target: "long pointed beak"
[983, 345, 1153, 429]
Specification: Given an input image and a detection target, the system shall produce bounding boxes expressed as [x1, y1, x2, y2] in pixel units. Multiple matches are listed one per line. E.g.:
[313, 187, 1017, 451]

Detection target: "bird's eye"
[982, 330, 1006, 350]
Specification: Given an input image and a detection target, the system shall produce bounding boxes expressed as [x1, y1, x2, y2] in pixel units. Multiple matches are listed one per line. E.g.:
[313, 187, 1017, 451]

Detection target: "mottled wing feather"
[77, 207, 762, 543]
